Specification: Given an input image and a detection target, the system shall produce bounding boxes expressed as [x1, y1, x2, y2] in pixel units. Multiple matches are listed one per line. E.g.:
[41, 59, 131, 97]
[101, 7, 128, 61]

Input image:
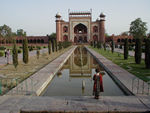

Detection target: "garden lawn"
[0, 46, 72, 94]
[89, 46, 150, 82]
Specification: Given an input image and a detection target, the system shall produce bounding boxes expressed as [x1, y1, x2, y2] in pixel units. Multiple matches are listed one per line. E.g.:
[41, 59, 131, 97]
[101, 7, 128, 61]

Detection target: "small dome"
[56, 12, 61, 18]
[100, 13, 105, 17]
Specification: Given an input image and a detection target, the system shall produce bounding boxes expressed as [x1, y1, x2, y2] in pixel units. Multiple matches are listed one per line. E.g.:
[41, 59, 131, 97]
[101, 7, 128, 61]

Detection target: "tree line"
[91, 18, 150, 69]
[12, 33, 72, 68]
[0, 24, 26, 43]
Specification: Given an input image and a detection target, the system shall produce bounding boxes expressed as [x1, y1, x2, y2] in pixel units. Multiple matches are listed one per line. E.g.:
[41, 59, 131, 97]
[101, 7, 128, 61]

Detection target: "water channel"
[42, 46, 125, 96]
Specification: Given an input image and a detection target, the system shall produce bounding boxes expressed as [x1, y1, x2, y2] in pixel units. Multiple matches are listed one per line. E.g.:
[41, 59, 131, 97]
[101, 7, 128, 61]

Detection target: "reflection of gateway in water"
[62, 47, 104, 78]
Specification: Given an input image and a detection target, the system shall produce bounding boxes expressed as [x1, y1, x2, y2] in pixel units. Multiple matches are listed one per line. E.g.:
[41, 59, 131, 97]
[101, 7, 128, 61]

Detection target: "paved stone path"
[85, 46, 150, 96]
[0, 46, 150, 113]
[6, 46, 77, 96]
[114, 48, 145, 59]
[0, 96, 150, 113]
[0, 48, 48, 66]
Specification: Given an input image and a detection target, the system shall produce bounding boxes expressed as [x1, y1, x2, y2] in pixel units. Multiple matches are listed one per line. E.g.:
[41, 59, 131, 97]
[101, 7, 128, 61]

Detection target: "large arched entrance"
[74, 23, 87, 43]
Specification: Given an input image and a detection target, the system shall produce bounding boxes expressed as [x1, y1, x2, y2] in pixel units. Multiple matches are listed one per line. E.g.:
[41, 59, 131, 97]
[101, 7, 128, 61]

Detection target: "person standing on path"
[93, 67, 104, 99]
[6, 49, 10, 64]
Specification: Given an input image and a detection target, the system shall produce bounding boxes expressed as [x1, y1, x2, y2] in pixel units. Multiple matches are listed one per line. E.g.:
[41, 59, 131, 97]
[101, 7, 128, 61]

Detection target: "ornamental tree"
[23, 38, 29, 64]
[129, 18, 147, 64]
[55, 39, 57, 52]
[111, 40, 114, 53]
[103, 43, 106, 51]
[145, 38, 150, 69]
[58, 41, 62, 50]
[12, 40, 18, 68]
[124, 38, 128, 60]
[135, 38, 142, 64]
[129, 18, 147, 39]
[48, 40, 51, 54]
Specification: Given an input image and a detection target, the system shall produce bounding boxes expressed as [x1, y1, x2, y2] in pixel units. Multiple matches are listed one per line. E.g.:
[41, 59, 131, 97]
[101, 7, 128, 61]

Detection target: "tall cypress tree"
[23, 38, 29, 64]
[55, 39, 57, 52]
[124, 38, 129, 59]
[145, 38, 150, 69]
[98, 42, 102, 49]
[12, 40, 18, 68]
[58, 41, 62, 50]
[93, 41, 96, 48]
[48, 40, 51, 54]
[135, 38, 142, 64]
[36, 49, 40, 59]
[103, 43, 106, 51]
[52, 39, 55, 52]
[90, 41, 93, 46]
[111, 40, 114, 53]
[97, 41, 100, 49]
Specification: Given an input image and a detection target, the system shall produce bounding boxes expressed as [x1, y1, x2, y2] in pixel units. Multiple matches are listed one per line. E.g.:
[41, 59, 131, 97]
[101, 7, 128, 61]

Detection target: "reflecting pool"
[42, 47, 125, 96]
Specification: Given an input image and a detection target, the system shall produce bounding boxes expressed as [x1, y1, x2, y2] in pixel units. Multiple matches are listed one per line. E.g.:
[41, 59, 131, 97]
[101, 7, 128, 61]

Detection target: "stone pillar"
[55, 13, 61, 42]
[99, 13, 106, 43]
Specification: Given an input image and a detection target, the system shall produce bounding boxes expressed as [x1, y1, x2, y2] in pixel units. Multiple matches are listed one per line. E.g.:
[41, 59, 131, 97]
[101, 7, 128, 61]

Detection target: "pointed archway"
[74, 23, 87, 43]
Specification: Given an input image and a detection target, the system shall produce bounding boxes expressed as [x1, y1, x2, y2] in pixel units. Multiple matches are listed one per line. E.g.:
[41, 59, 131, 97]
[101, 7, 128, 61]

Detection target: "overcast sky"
[0, 0, 150, 36]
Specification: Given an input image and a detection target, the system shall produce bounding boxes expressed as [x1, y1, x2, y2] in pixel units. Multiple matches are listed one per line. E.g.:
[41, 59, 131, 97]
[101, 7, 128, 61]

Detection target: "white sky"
[0, 0, 150, 36]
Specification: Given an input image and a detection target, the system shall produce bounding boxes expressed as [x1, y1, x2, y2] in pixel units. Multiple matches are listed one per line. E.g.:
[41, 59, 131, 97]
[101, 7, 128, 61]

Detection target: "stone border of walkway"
[6, 46, 77, 96]
[85, 46, 149, 96]
[0, 96, 150, 113]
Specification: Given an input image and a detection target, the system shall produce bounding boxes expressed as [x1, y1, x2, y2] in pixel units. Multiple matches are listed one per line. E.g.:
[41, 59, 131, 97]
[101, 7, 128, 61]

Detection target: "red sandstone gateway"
[56, 10, 106, 43]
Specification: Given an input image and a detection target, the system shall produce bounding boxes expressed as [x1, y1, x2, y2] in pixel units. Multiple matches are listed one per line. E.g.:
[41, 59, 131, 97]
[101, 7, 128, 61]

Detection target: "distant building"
[0, 36, 48, 46]
[56, 10, 106, 43]
[106, 34, 134, 44]
[16, 36, 48, 44]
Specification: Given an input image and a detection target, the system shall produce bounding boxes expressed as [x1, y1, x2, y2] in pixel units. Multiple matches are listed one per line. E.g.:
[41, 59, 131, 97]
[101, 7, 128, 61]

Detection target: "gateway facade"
[56, 10, 106, 43]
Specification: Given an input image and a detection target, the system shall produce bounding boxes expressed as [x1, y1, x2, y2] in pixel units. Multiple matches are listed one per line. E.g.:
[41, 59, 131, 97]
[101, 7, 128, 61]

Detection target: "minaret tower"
[99, 13, 106, 43]
[55, 13, 61, 41]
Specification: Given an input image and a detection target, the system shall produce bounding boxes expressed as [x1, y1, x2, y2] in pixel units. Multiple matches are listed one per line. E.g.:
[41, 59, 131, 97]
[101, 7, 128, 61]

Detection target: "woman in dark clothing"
[93, 67, 104, 99]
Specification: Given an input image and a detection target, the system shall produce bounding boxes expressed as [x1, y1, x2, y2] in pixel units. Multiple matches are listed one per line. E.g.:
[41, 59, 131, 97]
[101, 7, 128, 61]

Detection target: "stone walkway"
[0, 96, 150, 113]
[0, 46, 150, 113]
[114, 48, 145, 59]
[0, 48, 48, 66]
[85, 46, 150, 96]
[6, 46, 77, 96]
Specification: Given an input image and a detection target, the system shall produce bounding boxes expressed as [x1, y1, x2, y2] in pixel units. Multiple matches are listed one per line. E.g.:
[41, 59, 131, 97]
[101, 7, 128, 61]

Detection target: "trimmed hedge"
[36, 46, 41, 50]
[62, 41, 72, 48]
[0, 47, 6, 50]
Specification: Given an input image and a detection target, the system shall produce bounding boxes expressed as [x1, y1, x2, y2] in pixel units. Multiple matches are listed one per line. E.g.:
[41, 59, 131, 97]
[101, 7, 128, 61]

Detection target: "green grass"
[89, 46, 150, 82]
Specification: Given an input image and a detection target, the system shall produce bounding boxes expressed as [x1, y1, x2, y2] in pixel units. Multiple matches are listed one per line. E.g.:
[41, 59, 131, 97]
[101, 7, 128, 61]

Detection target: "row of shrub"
[0, 41, 71, 57]
[0, 46, 47, 51]
[91, 38, 150, 69]
[62, 41, 72, 48]
[0, 47, 6, 50]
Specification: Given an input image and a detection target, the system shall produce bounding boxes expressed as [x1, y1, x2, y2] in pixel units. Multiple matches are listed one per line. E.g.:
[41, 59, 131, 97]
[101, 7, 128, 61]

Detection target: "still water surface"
[42, 47, 125, 96]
